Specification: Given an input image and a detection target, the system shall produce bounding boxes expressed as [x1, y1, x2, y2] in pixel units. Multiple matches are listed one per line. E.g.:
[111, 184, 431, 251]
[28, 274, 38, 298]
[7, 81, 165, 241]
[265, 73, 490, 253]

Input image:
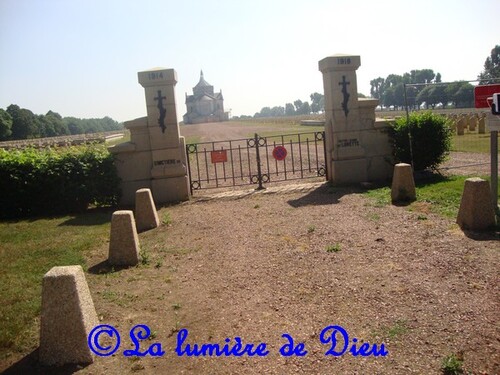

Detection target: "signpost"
[474, 84, 500, 109]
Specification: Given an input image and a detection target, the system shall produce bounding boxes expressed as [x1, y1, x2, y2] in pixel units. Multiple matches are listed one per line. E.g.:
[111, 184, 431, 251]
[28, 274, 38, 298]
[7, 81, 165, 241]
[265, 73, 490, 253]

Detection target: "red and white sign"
[272, 146, 288, 161]
[474, 84, 500, 108]
[210, 150, 227, 164]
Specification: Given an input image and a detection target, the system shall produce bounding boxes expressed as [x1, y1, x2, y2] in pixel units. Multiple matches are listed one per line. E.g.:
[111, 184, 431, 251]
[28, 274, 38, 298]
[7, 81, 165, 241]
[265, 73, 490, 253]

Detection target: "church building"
[183, 71, 228, 124]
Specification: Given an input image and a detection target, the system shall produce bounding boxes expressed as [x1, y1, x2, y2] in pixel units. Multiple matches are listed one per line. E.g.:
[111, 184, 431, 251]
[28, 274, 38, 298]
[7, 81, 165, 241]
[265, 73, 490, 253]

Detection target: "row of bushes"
[0, 145, 120, 218]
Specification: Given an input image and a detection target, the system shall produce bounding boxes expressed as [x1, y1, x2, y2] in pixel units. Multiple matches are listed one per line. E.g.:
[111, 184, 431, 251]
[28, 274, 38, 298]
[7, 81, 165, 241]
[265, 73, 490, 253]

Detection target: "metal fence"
[186, 131, 327, 193]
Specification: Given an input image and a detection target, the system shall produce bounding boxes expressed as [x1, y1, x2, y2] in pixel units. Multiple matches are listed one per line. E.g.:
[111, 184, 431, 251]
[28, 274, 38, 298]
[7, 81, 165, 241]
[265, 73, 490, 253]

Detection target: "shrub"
[0, 145, 120, 218]
[389, 112, 452, 171]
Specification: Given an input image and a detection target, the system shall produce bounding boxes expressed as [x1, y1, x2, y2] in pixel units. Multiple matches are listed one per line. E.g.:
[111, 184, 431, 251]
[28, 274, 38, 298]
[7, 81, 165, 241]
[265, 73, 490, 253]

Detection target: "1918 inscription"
[337, 57, 351, 65]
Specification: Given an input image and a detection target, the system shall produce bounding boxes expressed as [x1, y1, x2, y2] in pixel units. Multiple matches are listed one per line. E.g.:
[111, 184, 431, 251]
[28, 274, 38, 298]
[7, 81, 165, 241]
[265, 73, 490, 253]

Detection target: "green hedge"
[389, 111, 453, 171]
[0, 145, 121, 218]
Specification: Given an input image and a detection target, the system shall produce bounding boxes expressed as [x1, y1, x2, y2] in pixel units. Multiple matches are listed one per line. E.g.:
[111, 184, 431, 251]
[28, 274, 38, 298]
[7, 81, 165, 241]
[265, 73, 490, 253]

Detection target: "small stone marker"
[39, 265, 98, 366]
[391, 163, 416, 203]
[456, 116, 465, 136]
[457, 177, 496, 230]
[469, 115, 477, 131]
[108, 210, 140, 266]
[135, 188, 160, 232]
[478, 115, 486, 134]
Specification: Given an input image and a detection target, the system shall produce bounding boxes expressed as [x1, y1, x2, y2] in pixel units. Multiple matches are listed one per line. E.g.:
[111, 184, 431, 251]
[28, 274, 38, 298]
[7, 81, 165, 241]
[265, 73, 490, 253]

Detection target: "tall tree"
[270, 106, 285, 117]
[298, 102, 310, 115]
[0, 108, 13, 140]
[7, 104, 40, 140]
[45, 110, 69, 136]
[293, 99, 303, 113]
[310, 92, 324, 113]
[370, 77, 385, 100]
[478, 45, 500, 84]
[285, 103, 295, 116]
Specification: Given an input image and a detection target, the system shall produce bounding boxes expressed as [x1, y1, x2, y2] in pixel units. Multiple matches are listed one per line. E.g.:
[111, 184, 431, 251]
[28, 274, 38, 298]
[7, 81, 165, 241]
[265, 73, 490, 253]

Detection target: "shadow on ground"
[58, 209, 113, 227]
[87, 260, 132, 275]
[2, 349, 89, 375]
[287, 184, 363, 207]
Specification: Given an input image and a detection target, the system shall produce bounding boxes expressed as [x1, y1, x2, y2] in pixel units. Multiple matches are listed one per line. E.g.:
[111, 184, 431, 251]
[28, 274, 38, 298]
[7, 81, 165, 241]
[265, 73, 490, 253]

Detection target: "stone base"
[331, 159, 367, 183]
[457, 177, 496, 231]
[135, 188, 160, 232]
[108, 210, 140, 266]
[330, 156, 392, 185]
[391, 163, 416, 203]
[152, 175, 190, 203]
[39, 266, 98, 366]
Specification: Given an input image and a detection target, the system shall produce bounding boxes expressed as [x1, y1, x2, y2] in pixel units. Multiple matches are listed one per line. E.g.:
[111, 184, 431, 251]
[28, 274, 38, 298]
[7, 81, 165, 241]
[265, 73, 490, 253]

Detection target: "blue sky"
[0, 0, 499, 122]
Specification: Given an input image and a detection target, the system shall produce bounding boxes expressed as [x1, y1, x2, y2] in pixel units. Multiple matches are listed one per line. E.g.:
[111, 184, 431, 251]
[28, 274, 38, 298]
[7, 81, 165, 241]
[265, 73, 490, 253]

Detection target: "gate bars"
[186, 131, 327, 193]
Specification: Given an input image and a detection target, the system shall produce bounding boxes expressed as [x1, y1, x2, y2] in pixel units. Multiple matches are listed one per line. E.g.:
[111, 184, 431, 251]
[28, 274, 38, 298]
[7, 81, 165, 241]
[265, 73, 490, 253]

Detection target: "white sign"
[487, 114, 500, 131]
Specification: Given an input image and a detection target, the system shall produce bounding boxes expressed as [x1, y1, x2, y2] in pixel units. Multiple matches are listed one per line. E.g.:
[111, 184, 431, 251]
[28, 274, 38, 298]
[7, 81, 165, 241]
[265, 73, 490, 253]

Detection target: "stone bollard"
[391, 163, 416, 203]
[135, 188, 160, 232]
[457, 178, 496, 231]
[108, 210, 140, 266]
[39, 265, 98, 366]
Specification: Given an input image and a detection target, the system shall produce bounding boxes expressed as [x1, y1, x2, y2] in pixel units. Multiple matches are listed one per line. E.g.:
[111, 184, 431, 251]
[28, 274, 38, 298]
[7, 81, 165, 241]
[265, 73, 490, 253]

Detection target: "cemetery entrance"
[186, 131, 327, 193]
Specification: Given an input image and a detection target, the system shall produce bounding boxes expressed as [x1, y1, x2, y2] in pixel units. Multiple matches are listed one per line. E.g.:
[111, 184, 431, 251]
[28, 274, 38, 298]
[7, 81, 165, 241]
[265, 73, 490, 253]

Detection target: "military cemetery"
[0, 6, 499, 371]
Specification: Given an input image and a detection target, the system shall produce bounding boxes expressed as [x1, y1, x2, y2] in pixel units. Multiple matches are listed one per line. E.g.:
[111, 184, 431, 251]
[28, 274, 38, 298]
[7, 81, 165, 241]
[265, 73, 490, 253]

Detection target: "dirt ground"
[2, 121, 499, 374]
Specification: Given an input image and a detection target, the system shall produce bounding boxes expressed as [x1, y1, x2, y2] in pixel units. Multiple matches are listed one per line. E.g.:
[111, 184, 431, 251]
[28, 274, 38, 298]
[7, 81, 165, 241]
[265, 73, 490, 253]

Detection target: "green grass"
[0, 211, 111, 358]
[441, 353, 464, 375]
[372, 319, 409, 340]
[326, 243, 341, 253]
[161, 211, 172, 225]
[364, 174, 500, 219]
[451, 132, 498, 153]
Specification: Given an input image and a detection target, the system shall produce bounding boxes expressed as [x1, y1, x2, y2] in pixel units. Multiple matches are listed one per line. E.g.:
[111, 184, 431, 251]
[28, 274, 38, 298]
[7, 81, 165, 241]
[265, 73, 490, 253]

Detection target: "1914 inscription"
[148, 72, 164, 80]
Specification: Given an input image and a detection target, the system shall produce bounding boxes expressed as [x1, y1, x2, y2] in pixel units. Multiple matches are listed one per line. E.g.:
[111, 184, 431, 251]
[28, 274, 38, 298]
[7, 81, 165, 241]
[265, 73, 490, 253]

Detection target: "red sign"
[272, 146, 288, 161]
[474, 84, 500, 108]
[210, 150, 227, 164]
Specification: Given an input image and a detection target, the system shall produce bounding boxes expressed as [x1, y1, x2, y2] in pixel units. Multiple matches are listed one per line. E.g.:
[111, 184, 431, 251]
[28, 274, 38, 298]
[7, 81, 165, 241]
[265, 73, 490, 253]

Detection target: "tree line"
[0, 104, 123, 142]
[237, 45, 499, 117]
[371, 45, 499, 110]
[240, 92, 326, 119]
[369, 70, 476, 110]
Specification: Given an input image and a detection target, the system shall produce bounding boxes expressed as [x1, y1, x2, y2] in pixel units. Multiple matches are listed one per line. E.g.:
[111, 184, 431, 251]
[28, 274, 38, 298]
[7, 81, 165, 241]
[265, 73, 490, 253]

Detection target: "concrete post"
[39, 266, 98, 366]
[319, 54, 392, 184]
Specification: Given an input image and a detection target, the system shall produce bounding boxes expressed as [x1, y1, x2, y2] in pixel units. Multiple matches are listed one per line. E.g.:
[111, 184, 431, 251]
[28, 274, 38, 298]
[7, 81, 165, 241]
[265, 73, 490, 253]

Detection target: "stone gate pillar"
[110, 68, 189, 205]
[319, 55, 392, 184]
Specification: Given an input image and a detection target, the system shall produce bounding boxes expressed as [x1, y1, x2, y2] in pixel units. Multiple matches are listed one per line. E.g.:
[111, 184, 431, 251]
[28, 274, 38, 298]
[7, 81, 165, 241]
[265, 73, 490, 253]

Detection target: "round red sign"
[272, 146, 288, 161]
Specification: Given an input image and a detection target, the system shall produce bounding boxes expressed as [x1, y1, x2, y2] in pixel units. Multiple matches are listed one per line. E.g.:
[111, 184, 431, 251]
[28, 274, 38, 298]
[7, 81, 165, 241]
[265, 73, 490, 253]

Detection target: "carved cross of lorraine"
[339, 75, 350, 117]
[154, 90, 167, 133]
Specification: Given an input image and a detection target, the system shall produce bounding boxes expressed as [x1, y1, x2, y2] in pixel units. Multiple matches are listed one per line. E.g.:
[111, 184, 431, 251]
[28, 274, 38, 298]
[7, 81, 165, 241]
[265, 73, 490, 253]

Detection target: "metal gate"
[186, 131, 327, 193]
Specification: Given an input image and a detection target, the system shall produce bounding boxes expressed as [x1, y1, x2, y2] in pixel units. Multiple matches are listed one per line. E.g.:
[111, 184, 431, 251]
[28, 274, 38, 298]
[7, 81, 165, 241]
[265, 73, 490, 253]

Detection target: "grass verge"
[364, 174, 500, 219]
[0, 210, 112, 359]
[451, 132, 499, 153]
